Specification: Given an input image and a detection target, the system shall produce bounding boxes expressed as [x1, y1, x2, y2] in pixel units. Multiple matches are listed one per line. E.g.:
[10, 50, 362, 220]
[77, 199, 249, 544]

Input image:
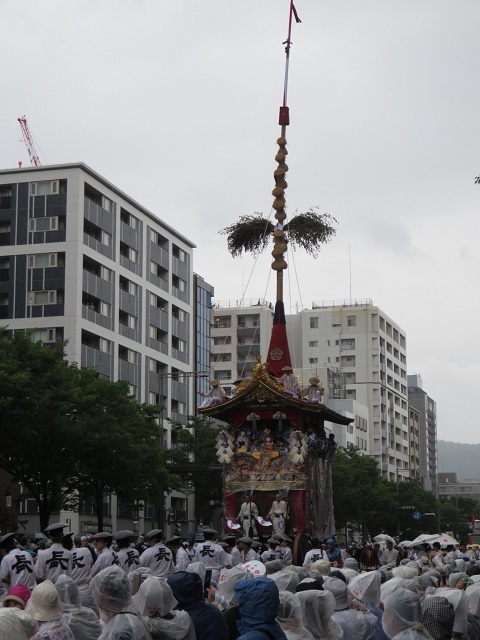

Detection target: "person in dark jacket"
[167, 570, 228, 640]
[234, 577, 288, 640]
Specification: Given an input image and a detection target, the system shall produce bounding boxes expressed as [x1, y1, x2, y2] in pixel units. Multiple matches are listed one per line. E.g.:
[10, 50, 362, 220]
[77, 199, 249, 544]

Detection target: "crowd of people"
[2, 522, 480, 640]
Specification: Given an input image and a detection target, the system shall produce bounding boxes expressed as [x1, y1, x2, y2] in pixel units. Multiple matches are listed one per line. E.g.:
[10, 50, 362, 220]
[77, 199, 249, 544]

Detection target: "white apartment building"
[287, 300, 409, 480]
[0, 163, 199, 535]
[210, 299, 274, 394]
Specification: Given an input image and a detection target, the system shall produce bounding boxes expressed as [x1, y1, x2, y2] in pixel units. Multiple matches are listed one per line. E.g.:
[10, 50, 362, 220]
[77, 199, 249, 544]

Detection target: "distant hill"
[437, 440, 480, 481]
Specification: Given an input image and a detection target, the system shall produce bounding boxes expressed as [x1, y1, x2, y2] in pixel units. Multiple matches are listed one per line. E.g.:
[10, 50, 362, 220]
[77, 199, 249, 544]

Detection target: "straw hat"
[282, 366, 293, 372]
[210, 379, 220, 386]
[309, 377, 320, 385]
[26, 580, 63, 621]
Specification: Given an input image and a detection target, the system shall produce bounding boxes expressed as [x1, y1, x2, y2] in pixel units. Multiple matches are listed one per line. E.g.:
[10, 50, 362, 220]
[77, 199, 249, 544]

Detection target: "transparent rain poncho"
[466, 581, 480, 618]
[348, 571, 381, 607]
[380, 578, 408, 605]
[440, 588, 469, 635]
[269, 570, 300, 594]
[90, 565, 152, 640]
[277, 591, 315, 640]
[382, 588, 433, 640]
[55, 575, 101, 640]
[217, 565, 253, 604]
[132, 576, 195, 640]
[0, 609, 36, 640]
[296, 589, 343, 640]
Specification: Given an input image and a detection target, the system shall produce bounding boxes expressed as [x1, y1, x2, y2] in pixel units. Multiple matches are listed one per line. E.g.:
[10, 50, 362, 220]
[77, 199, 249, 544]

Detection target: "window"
[172, 336, 186, 352]
[172, 306, 187, 322]
[308, 340, 318, 347]
[100, 301, 111, 317]
[149, 391, 160, 405]
[29, 253, 58, 268]
[119, 276, 138, 296]
[347, 315, 356, 326]
[119, 310, 137, 330]
[172, 275, 186, 292]
[28, 290, 58, 305]
[150, 325, 166, 341]
[214, 336, 231, 345]
[120, 208, 139, 230]
[84, 219, 112, 247]
[120, 242, 138, 263]
[31, 180, 59, 196]
[100, 338, 111, 353]
[31, 328, 63, 343]
[30, 217, 58, 232]
[119, 346, 137, 364]
[151, 230, 167, 246]
[310, 317, 318, 329]
[150, 260, 167, 278]
[173, 245, 187, 262]
[150, 292, 166, 309]
[309, 358, 318, 364]
[128, 384, 137, 397]
[0, 185, 12, 209]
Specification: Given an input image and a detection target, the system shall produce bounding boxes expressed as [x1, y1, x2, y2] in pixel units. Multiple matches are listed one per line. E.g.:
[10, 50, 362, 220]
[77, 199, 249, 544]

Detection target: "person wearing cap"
[300, 377, 325, 403]
[35, 524, 73, 585]
[261, 538, 283, 565]
[194, 528, 228, 582]
[139, 529, 175, 577]
[232, 537, 256, 565]
[175, 539, 192, 572]
[90, 532, 119, 579]
[237, 494, 259, 537]
[70, 535, 96, 611]
[267, 493, 288, 536]
[276, 366, 300, 398]
[3, 584, 31, 609]
[26, 579, 75, 640]
[0, 532, 36, 590]
[113, 530, 140, 575]
[281, 537, 293, 567]
[302, 538, 327, 570]
[199, 379, 227, 408]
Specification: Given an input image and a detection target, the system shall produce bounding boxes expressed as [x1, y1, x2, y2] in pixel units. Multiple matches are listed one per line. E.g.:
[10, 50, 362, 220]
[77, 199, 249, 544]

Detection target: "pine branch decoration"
[284, 208, 337, 257]
[220, 213, 274, 258]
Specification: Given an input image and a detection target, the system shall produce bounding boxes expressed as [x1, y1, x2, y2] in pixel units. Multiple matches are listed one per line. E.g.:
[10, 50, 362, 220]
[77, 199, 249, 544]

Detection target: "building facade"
[287, 300, 409, 480]
[210, 298, 274, 395]
[0, 163, 201, 535]
[407, 374, 438, 494]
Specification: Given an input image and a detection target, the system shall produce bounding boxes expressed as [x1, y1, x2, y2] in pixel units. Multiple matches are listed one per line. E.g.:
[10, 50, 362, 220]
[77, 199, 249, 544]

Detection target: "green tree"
[332, 447, 395, 538]
[0, 329, 180, 529]
[169, 416, 223, 527]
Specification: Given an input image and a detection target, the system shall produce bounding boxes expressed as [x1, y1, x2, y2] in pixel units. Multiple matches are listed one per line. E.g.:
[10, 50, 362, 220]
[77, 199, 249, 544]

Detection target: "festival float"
[199, 1, 353, 563]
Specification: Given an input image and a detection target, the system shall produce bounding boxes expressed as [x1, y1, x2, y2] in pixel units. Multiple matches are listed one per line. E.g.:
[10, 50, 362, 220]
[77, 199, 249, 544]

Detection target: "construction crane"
[18, 116, 41, 167]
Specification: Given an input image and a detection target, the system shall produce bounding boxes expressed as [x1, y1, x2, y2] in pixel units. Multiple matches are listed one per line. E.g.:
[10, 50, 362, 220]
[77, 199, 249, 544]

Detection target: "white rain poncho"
[380, 578, 408, 605]
[269, 570, 300, 594]
[331, 609, 377, 640]
[348, 571, 381, 607]
[439, 588, 469, 635]
[129, 567, 153, 596]
[55, 575, 101, 640]
[392, 568, 418, 581]
[277, 591, 315, 640]
[296, 589, 343, 640]
[90, 565, 152, 640]
[466, 581, 480, 617]
[132, 576, 195, 640]
[382, 588, 432, 640]
[217, 565, 253, 603]
[0, 608, 36, 640]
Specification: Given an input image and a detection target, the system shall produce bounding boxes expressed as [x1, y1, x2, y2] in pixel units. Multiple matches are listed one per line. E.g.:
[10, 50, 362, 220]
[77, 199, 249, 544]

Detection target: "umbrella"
[24, 532, 47, 540]
[425, 533, 458, 548]
[409, 533, 439, 546]
[374, 534, 396, 544]
[397, 540, 413, 547]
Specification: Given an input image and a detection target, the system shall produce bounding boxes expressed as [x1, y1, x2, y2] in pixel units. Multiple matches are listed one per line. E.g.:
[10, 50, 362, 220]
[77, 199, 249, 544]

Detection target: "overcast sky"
[2, 1, 479, 444]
